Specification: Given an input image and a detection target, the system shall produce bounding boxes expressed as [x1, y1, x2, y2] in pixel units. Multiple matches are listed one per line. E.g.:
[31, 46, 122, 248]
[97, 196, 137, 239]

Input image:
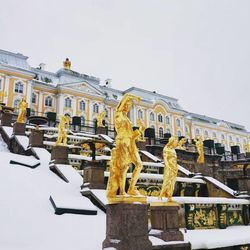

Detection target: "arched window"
[166, 116, 170, 124]
[138, 109, 143, 119]
[93, 103, 99, 113]
[177, 130, 182, 137]
[65, 97, 72, 108]
[176, 118, 181, 127]
[195, 128, 200, 135]
[13, 99, 20, 109]
[81, 116, 85, 126]
[32, 93, 36, 104]
[158, 114, 163, 123]
[236, 137, 240, 143]
[229, 136, 233, 141]
[221, 134, 225, 140]
[14, 81, 24, 93]
[159, 127, 164, 138]
[185, 126, 189, 133]
[166, 128, 171, 134]
[213, 132, 217, 138]
[45, 96, 52, 107]
[79, 100, 85, 111]
[204, 130, 209, 138]
[150, 112, 155, 121]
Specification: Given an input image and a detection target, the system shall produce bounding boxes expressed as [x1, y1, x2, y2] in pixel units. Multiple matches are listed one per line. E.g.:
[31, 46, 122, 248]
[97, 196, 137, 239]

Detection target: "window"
[185, 126, 189, 133]
[204, 130, 209, 138]
[176, 118, 181, 127]
[81, 116, 85, 126]
[32, 93, 36, 104]
[221, 134, 225, 140]
[229, 136, 233, 141]
[14, 99, 20, 108]
[93, 103, 99, 113]
[65, 97, 72, 108]
[213, 132, 217, 138]
[79, 100, 85, 111]
[158, 114, 163, 123]
[138, 109, 143, 119]
[105, 109, 109, 118]
[236, 137, 240, 143]
[195, 128, 200, 135]
[14, 81, 24, 93]
[166, 128, 171, 134]
[166, 116, 170, 124]
[150, 112, 155, 121]
[45, 96, 52, 107]
[159, 127, 164, 138]
[177, 130, 182, 137]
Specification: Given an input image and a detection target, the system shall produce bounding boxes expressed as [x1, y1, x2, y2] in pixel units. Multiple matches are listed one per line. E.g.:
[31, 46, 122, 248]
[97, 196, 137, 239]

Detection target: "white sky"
[1, 0, 250, 130]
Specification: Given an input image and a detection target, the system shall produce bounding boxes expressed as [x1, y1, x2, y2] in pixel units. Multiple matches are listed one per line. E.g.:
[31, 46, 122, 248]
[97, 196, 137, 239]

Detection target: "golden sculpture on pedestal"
[16, 97, 28, 123]
[97, 111, 105, 127]
[177, 137, 187, 150]
[63, 58, 71, 70]
[194, 136, 205, 164]
[106, 93, 144, 200]
[136, 119, 146, 142]
[56, 115, 70, 146]
[159, 136, 179, 202]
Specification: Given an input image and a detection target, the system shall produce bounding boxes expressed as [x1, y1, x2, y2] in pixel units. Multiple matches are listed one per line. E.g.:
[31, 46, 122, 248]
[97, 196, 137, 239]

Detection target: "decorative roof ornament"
[63, 58, 71, 70]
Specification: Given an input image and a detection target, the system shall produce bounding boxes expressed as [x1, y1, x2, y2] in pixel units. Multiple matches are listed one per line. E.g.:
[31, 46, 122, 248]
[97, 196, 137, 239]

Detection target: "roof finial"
[63, 58, 71, 70]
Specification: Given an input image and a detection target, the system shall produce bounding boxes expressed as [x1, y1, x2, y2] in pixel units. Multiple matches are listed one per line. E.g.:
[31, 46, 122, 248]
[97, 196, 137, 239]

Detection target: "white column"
[72, 96, 76, 116]
[38, 92, 43, 114]
[26, 80, 32, 108]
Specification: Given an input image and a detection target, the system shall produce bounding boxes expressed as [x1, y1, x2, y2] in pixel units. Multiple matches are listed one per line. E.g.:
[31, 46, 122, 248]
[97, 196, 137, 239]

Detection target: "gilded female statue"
[97, 111, 105, 127]
[106, 93, 144, 198]
[159, 136, 179, 202]
[56, 115, 70, 146]
[194, 136, 204, 164]
[16, 97, 28, 123]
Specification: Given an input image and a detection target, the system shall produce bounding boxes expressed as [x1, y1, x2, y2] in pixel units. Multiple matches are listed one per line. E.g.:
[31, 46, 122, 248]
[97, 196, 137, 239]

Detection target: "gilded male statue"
[56, 115, 70, 146]
[194, 136, 204, 164]
[159, 136, 179, 202]
[97, 111, 105, 127]
[106, 93, 144, 198]
[16, 97, 28, 123]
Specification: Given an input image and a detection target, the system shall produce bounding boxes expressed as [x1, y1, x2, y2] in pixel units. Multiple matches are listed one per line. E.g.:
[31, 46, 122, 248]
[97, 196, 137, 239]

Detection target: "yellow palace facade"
[0, 49, 249, 152]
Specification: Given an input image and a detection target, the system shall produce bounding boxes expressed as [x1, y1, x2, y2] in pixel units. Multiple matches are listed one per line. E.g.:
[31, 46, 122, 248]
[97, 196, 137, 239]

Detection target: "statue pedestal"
[83, 163, 105, 189]
[13, 122, 26, 135]
[0, 112, 12, 126]
[96, 126, 107, 135]
[102, 203, 152, 250]
[29, 130, 44, 147]
[150, 204, 184, 241]
[51, 145, 69, 164]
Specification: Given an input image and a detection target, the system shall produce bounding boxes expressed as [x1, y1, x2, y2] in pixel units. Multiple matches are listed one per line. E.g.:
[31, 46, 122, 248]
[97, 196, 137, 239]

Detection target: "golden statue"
[136, 119, 146, 142]
[106, 93, 144, 198]
[194, 136, 205, 164]
[159, 136, 179, 202]
[16, 97, 28, 123]
[56, 115, 70, 146]
[97, 111, 105, 127]
[177, 137, 187, 150]
[63, 58, 71, 70]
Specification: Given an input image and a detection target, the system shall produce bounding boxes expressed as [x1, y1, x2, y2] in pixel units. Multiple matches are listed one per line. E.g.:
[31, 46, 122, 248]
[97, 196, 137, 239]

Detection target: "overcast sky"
[1, 0, 250, 130]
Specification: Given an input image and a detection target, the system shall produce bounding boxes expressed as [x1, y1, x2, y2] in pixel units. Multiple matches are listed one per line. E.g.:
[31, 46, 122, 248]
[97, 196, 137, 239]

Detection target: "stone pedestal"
[96, 126, 107, 135]
[0, 112, 13, 126]
[29, 130, 44, 147]
[13, 122, 26, 135]
[51, 145, 69, 164]
[150, 204, 184, 241]
[83, 163, 105, 189]
[103, 203, 152, 250]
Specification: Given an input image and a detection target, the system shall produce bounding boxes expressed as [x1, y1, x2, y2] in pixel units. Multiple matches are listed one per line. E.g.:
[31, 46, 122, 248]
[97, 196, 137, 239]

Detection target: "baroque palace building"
[0, 49, 249, 152]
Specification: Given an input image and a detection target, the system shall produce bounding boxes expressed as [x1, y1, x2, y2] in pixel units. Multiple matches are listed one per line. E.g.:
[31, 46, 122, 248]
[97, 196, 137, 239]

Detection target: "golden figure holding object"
[16, 97, 28, 123]
[56, 115, 70, 146]
[159, 136, 179, 202]
[194, 136, 205, 164]
[176, 137, 187, 150]
[97, 111, 105, 127]
[106, 93, 145, 201]
[136, 119, 146, 142]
